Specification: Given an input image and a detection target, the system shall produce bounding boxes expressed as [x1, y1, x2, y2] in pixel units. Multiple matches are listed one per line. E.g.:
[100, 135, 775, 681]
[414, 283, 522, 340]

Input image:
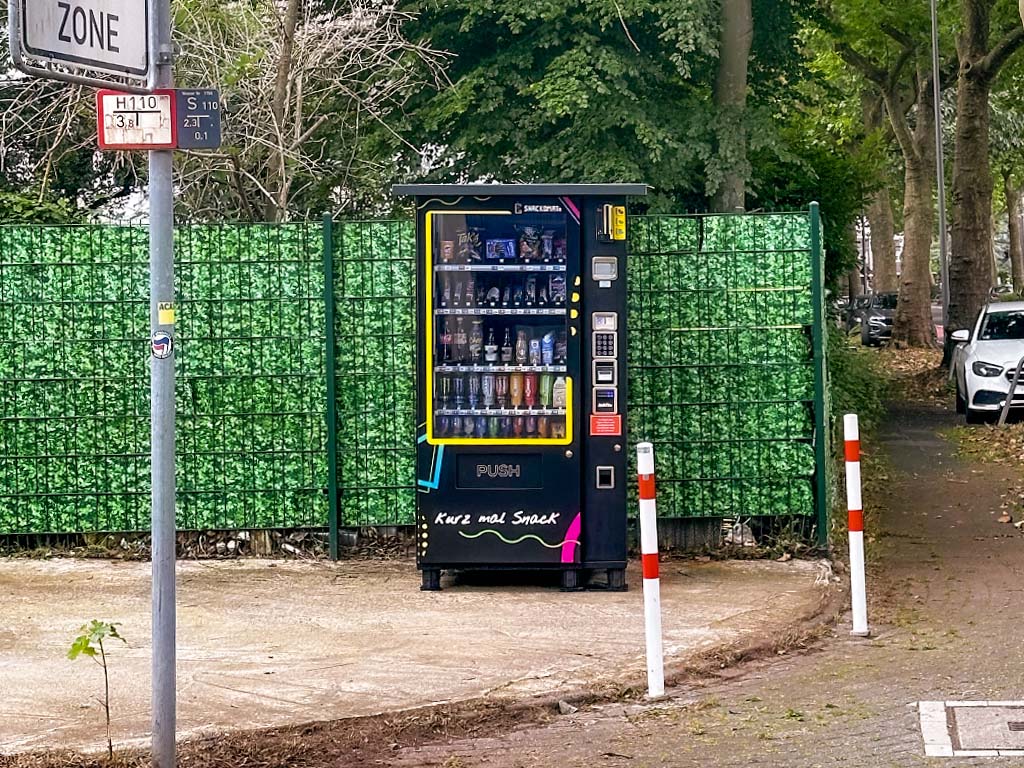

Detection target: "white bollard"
[636, 442, 665, 698]
[844, 414, 870, 637]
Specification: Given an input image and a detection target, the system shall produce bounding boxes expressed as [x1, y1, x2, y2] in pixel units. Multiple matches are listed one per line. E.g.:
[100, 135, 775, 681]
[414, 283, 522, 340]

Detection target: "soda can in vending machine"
[499, 416, 512, 437]
[538, 374, 553, 407]
[453, 375, 466, 408]
[524, 373, 538, 407]
[486, 417, 500, 437]
[474, 417, 487, 438]
[467, 373, 481, 408]
[481, 373, 496, 408]
[537, 416, 549, 438]
[512, 416, 526, 437]
[438, 374, 452, 408]
[526, 415, 538, 437]
[435, 416, 447, 437]
[462, 416, 475, 437]
[495, 374, 509, 407]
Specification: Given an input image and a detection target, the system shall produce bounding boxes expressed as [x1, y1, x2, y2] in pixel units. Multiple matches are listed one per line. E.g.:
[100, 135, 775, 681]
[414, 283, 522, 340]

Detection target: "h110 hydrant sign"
[17, 0, 149, 78]
[97, 89, 177, 150]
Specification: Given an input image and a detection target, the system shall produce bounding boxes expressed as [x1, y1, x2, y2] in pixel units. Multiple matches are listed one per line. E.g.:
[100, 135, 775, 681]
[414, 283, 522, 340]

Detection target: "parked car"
[952, 301, 1024, 423]
[850, 293, 897, 346]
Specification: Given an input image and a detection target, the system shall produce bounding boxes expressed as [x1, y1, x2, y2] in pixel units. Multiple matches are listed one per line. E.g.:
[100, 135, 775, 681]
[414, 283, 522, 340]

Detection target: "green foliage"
[826, 327, 887, 435]
[68, 620, 125, 759]
[0, 192, 79, 224]
[0, 224, 328, 534]
[627, 212, 819, 518]
[68, 620, 125, 661]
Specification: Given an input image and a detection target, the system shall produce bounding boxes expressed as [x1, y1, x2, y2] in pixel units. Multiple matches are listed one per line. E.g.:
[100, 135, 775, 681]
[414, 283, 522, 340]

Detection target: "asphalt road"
[393, 404, 1024, 767]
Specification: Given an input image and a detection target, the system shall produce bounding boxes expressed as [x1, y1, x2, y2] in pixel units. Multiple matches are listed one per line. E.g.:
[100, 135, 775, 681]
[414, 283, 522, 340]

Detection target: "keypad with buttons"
[594, 332, 616, 358]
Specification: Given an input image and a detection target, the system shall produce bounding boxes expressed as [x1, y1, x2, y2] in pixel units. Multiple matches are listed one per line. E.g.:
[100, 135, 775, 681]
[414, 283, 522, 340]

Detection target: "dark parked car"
[846, 293, 897, 346]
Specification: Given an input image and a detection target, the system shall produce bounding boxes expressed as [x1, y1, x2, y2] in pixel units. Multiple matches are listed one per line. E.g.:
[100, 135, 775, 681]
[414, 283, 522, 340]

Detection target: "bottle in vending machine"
[509, 373, 523, 408]
[440, 275, 451, 308]
[484, 328, 499, 364]
[524, 372, 538, 408]
[541, 230, 554, 263]
[453, 317, 468, 362]
[499, 416, 512, 437]
[539, 373, 553, 407]
[528, 338, 542, 366]
[512, 417, 525, 437]
[526, 415, 538, 437]
[513, 282, 524, 307]
[541, 331, 555, 365]
[462, 416, 475, 437]
[465, 274, 477, 307]
[552, 376, 567, 408]
[515, 330, 529, 364]
[487, 417, 500, 437]
[537, 416, 549, 438]
[501, 328, 513, 363]
[469, 319, 483, 362]
[502, 285, 511, 307]
[555, 330, 568, 364]
[549, 274, 566, 305]
[440, 318, 453, 362]
[486, 282, 501, 307]
[474, 417, 487, 438]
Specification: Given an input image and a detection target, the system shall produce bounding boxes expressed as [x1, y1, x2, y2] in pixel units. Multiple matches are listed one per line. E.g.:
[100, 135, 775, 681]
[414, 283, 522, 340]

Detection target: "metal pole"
[930, 0, 951, 334]
[149, 0, 176, 764]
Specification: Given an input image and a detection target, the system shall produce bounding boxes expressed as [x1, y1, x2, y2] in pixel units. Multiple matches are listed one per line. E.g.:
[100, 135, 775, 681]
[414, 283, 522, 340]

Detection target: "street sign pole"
[148, 0, 176, 765]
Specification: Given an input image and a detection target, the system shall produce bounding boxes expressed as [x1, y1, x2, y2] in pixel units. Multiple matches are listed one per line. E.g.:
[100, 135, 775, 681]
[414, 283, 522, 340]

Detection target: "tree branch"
[980, 25, 1024, 81]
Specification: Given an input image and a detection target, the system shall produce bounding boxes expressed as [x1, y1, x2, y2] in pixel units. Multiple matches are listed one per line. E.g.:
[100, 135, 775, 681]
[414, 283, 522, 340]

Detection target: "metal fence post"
[323, 215, 340, 560]
[809, 202, 830, 548]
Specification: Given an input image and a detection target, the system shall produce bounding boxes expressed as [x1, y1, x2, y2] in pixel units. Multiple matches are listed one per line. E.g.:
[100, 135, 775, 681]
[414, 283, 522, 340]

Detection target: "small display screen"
[593, 258, 617, 279]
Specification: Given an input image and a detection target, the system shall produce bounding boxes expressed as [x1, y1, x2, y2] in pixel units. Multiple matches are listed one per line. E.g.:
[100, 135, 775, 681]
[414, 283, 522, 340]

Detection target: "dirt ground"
[0, 548, 828, 761]
[381, 403, 1024, 767]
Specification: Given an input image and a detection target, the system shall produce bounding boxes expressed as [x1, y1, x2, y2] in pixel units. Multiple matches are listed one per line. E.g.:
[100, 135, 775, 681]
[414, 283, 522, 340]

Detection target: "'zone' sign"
[20, 0, 149, 77]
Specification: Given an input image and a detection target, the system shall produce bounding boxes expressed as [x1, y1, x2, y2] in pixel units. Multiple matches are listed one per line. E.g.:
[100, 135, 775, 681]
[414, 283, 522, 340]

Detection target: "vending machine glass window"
[427, 210, 573, 445]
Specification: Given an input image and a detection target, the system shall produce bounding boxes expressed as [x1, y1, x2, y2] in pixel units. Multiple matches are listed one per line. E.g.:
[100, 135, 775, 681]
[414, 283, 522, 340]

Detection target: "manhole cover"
[919, 702, 1024, 757]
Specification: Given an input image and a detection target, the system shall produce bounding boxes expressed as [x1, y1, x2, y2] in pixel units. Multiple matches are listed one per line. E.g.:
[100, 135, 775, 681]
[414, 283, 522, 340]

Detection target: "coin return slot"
[596, 466, 615, 489]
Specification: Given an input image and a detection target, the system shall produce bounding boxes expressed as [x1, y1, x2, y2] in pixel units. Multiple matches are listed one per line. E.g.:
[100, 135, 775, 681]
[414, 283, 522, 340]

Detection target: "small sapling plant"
[68, 620, 126, 759]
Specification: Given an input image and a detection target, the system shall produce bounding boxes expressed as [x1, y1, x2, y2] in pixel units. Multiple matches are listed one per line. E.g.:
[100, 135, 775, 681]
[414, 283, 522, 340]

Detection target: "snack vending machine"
[393, 184, 646, 591]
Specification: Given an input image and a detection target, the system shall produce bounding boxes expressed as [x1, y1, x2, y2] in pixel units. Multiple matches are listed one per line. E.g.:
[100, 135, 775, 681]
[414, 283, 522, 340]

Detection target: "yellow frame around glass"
[425, 210, 574, 446]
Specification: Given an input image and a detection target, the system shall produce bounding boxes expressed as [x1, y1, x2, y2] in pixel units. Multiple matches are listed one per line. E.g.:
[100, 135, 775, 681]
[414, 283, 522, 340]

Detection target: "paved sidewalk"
[0, 555, 826, 754]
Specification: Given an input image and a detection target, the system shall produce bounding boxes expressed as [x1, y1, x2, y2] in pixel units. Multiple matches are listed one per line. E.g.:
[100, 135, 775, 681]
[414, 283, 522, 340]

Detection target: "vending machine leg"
[560, 569, 581, 592]
[421, 568, 442, 591]
[607, 568, 627, 592]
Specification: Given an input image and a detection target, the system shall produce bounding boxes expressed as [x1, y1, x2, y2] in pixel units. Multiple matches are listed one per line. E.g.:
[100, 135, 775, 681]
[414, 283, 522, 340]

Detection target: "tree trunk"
[264, 0, 301, 222]
[1005, 171, 1024, 294]
[894, 158, 937, 347]
[710, 0, 752, 212]
[868, 189, 898, 293]
[848, 267, 863, 301]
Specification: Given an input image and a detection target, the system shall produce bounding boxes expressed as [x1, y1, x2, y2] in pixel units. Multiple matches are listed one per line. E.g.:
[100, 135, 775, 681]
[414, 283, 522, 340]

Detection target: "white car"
[952, 301, 1024, 423]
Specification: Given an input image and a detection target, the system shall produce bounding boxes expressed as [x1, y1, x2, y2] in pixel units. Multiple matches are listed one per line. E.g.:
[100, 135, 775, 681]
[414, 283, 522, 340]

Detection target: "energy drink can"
[467, 374, 481, 409]
[487, 417, 500, 437]
[537, 416, 549, 438]
[474, 417, 487, 438]
[526, 416, 538, 437]
[482, 373, 496, 408]
[510, 373, 524, 407]
[512, 417, 526, 437]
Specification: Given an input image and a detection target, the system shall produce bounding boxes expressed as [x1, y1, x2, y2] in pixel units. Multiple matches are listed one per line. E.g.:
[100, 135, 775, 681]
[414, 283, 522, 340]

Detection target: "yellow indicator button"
[570, 327, 578, 336]
[612, 206, 627, 240]
[570, 309, 579, 319]
[571, 292, 580, 303]
[574, 276, 581, 286]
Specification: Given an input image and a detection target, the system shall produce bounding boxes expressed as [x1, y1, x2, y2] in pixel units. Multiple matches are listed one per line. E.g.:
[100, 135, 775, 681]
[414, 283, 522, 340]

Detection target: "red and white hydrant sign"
[97, 90, 177, 150]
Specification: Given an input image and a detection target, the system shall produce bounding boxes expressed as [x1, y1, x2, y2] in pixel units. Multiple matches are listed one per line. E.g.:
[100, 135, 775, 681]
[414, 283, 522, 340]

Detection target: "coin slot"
[596, 466, 615, 489]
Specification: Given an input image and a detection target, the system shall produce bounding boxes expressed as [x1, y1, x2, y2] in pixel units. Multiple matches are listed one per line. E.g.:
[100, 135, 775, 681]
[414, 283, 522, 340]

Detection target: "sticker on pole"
[97, 90, 176, 150]
[151, 331, 173, 359]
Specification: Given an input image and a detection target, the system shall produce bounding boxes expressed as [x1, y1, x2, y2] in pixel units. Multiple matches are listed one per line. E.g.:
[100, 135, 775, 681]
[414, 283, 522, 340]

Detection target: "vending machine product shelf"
[393, 183, 646, 591]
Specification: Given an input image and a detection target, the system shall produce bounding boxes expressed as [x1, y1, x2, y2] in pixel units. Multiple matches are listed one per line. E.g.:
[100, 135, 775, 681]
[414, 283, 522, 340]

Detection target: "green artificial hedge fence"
[0, 212, 824, 535]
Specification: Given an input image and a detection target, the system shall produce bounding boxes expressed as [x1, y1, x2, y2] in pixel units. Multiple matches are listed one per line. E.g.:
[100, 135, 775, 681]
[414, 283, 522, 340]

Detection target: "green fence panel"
[331, 220, 417, 527]
[0, 223, 328, 534]
[627, 211, 824, 521]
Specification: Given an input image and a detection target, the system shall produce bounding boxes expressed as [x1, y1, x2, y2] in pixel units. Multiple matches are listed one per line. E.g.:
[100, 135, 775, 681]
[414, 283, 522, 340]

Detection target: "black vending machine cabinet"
[392, 184, 646, 591]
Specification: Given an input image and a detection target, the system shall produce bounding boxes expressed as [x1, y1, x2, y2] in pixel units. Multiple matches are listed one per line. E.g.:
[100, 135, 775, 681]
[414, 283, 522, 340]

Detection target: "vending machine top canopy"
[392, 183, 648, 198]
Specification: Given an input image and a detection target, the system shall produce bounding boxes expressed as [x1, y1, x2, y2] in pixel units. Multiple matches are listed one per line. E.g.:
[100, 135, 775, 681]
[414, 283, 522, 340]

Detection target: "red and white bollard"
[844, 414, 870, 637]
[636, 442, 665, 698]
